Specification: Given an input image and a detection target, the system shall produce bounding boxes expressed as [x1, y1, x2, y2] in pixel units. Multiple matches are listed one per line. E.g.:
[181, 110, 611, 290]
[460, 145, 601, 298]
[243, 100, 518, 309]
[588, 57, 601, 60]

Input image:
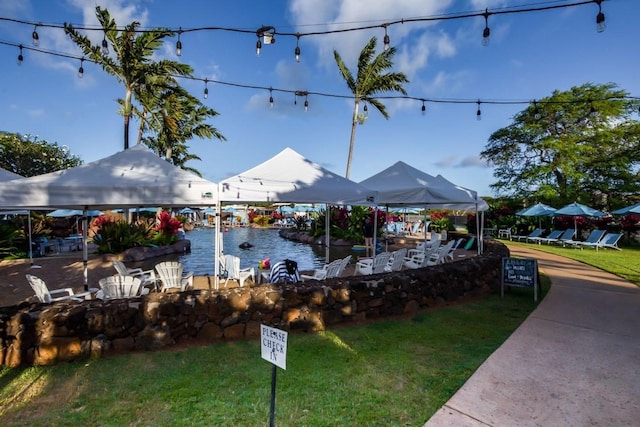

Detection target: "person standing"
[363, 217, 374, 257]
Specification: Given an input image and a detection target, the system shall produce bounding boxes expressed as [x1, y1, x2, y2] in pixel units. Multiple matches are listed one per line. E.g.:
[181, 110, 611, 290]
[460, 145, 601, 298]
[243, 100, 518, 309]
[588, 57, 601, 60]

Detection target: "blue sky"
[0, 0, 638, 197]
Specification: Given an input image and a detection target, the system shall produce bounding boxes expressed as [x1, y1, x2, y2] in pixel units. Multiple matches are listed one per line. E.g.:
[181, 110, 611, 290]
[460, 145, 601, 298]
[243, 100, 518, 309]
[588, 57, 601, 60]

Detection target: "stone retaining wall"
[0, 241, 508, 367]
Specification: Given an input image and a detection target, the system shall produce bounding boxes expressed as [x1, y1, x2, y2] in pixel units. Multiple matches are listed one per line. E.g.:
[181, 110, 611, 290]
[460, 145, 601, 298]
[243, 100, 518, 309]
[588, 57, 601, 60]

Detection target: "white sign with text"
[261, 324, 288, 370]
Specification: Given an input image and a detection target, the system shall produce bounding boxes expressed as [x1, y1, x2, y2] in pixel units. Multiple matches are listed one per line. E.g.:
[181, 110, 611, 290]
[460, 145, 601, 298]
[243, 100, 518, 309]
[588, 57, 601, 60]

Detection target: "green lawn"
[3, 241, 636, 426]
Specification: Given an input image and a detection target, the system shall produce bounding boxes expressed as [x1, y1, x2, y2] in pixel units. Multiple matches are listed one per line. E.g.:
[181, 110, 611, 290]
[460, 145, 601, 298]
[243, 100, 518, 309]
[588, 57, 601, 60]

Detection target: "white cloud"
[289, 0, 455, 69]
[457, 155, 490, 168]
[28, 108, 45, 118]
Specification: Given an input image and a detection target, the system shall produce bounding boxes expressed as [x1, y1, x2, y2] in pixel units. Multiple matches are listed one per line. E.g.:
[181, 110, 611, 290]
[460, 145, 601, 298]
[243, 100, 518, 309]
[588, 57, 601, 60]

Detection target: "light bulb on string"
[203, 78, 208, 99]
[482, 9, 491, 46]
[17, 45, 23, 65]
[363, 103, 368, 117]
[476, 100, 482, 121]
[32, 25, 39, 46]
[101, 35, 109, 55]
[269, 88, 274, 108]
[256, 39, 261, 56]
[383, 25, 390, 51]
[304, 96, 309, 112]
[176, 28, 182, 56]
[295, 34, 301, 62]
[421, 100, 426, 115]
[78, 58, 84, 78]
[595, 0, 606, 32]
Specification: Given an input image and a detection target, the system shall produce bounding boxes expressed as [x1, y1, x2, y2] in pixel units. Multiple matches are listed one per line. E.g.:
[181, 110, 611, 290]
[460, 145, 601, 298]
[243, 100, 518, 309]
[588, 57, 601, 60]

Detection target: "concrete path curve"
[425, 245, 640, 426]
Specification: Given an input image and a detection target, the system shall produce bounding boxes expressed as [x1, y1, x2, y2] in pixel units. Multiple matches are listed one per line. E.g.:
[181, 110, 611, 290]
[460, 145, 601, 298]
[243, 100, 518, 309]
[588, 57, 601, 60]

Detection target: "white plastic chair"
[97, 275, 148, 300]
[26, 274, 94, 303]
[112, 260, 157, 290]
[384, 248, 407, 272]
[300, 259, 341, 281]
[355, 252, 391, 275]
[155, 261, 194, 292]
[222, 254, 255, 287]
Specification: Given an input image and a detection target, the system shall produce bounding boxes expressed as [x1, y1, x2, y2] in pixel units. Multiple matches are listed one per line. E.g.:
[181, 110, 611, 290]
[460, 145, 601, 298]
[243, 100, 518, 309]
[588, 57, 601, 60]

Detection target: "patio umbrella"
[611, 203, 640, 215]
[553, 202, 607, 235]
[47, 209, 103, 217]
[516, 202, 556, 229]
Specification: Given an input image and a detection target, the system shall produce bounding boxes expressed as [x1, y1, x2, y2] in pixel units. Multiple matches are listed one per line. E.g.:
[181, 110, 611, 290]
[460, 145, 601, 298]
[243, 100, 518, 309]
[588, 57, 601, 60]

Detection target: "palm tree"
[64, 6, 192, 149]
[334, 37, 409, 179]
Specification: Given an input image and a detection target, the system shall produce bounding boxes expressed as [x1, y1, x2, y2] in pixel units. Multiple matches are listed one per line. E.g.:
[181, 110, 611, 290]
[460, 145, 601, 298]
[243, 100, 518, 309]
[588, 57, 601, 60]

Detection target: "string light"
[255, 25, 275, 56]
[421, 100, 426, 115]
[589, 102, 596, 115]
[363, 103, 368, 116]
[269, 87, 274, 108]
[294, 33, 301, 62]
[176, 27, 182, 56]
[17, 44, 23, 65]
[532, 100, 540, 120]
[78, 57, 84, 78]
[595, 0, 605, 33]
[476, 100, 482, 120]
[32, 25, 39, 46]
[383, 25, 390, 51]
[203, 78, 208, 99]
[101, 34, 108, 55]
[482, 8, 491, 46]
[304, 95, 309, 112]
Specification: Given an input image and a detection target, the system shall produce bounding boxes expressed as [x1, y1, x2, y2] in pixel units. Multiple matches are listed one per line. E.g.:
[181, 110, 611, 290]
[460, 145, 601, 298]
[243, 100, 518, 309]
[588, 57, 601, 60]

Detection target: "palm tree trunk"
[345, 101, 359, 179]
[136, 111, 146, 145]
[123, 88, 132, 149]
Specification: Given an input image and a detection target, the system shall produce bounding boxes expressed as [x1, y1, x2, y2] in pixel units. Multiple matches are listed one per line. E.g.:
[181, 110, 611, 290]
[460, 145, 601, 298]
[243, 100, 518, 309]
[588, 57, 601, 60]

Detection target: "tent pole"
[325, 204, 330, 262]
[372, 206, 378, 257]
[384, 205, 389, 252]
[214, 183, 221, 290]
[82, 207, 89, 291]
[27, 211, 33, 265]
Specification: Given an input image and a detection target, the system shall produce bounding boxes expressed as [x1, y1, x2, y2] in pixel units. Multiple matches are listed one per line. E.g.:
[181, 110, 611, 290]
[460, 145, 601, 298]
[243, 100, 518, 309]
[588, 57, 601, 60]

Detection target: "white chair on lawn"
[335, 255, 352, 278]
[155, 261, 194, 292]
[222, 254, 255, 287]
[112, 260, 157, 290]
[355, 251, 391, 275]
[26, 274, 94, 303]
[97, 275, 148, 300]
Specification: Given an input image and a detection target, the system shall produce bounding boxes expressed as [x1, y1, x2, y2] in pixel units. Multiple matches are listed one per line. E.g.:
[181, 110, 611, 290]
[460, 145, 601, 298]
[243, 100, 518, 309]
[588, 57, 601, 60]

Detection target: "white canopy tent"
[359, 161, 488, 253]
[220, 147, 377, 263]
[0, 144, 219, 288]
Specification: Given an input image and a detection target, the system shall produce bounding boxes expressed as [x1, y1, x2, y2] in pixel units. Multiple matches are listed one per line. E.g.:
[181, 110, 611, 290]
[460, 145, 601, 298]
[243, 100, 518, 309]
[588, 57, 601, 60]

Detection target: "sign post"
[501, 257, 539, 302]
[261, 324, 288, 427]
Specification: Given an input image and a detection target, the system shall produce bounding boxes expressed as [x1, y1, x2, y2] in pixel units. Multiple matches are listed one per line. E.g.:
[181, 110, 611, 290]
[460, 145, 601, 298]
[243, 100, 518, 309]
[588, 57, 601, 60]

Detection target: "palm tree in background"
[64, 6, 192, 150]
[334, 36, 408, 179]
[140, 86, 226, 176]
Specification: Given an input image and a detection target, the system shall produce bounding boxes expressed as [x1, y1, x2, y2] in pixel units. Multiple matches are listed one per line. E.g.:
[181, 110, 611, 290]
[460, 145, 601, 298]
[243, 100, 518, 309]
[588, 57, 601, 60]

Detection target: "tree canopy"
[480, 83, 640, 209]
[64, 6, 225, 169]
[0, 132, 82, 177]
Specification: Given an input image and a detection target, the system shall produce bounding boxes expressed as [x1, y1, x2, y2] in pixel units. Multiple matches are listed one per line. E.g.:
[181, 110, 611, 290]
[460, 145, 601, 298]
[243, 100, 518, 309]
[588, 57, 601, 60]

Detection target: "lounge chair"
[26, 274, 94, 303]
[512, 228, 544, 242]
[548, 229, 576, 245]
[563, 229, 607, 249]
[580, 232, 622, 251]
[528, 229, 563, 244]
[300, 259, 341, 281]
[155, 261, 194, 292]
[335, 255, 352, 278]
[444, 238, 465, 262]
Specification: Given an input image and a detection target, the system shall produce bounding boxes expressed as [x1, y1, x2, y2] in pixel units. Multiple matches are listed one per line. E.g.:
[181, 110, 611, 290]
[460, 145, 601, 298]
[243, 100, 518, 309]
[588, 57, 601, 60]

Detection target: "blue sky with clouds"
[0, 0, 638, 197]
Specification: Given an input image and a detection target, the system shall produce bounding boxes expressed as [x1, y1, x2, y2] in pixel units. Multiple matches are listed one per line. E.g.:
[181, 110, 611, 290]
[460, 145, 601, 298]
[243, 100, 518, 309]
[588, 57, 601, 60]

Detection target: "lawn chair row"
[513, 228, 622, 250]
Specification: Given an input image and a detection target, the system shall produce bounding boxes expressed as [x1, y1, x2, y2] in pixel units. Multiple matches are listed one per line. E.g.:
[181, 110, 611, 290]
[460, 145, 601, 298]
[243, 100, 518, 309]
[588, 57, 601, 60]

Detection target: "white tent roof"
[359, 161, 488, 210]
[0, 144, 218, 209]
[220, 147, 375, 205]
[0, 167, 22, 182]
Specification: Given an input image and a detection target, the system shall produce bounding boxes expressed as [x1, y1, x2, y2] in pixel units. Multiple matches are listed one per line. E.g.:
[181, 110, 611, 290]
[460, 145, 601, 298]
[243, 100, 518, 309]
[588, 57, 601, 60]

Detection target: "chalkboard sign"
[501, 257, 538, 302]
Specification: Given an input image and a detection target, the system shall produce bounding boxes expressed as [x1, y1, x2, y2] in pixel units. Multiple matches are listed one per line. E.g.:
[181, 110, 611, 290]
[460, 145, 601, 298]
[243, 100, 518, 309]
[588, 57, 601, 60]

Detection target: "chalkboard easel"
[501, 257, 539, 302]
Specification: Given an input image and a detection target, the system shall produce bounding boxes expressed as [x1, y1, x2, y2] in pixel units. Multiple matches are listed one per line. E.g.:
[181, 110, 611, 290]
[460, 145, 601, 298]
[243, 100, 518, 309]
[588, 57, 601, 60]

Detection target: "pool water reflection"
[171, 227, 357, 276]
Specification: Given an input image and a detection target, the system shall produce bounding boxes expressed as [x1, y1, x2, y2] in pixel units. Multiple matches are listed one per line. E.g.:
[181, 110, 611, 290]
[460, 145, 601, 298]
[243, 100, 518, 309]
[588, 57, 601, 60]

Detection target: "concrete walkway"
[425, 245, 640, 426]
